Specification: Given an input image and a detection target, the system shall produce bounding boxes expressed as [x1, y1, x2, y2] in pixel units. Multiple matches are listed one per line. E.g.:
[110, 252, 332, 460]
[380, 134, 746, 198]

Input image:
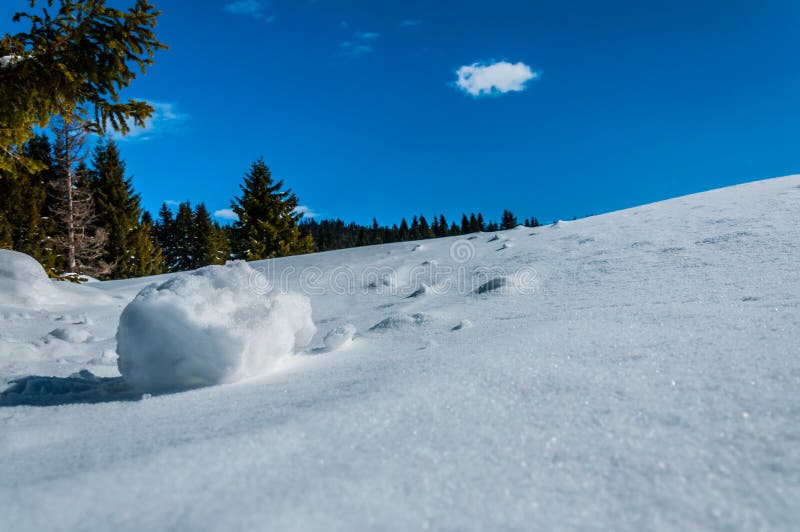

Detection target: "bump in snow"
[323, 324, 357, 350]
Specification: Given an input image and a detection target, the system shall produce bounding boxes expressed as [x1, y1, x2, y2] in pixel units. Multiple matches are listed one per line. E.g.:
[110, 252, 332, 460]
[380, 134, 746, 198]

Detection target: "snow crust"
[116, 261, 315, 392]
[1, 176, 800, 531]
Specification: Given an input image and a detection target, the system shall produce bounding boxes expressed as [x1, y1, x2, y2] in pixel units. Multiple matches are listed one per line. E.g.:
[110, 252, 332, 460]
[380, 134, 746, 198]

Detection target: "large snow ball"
[0, 249, 56, 307]
[116, 261, 315, 393]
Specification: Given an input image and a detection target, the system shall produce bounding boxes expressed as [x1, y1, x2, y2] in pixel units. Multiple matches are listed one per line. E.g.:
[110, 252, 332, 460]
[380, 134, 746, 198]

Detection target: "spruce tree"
[0, 134, 57, 268]
[90, 139, 148, 278]
[398, 218, 410, 241]
[437, 215, 448, 237]
[192, 203, 229, 267]
[469, 213, 480, 233]
[230, 158, 315, 260]
[126, 217, 163, 276]
[500, 209, 519, 230]
[172, 201, 195, 271]
[1, 0, 167, 172]
[410, 216, 420, 240]
[154, 202, 178, 270]
[419, 215, 434, 239]
[476, 213, 486, 232]
[460, 214, 470, 234]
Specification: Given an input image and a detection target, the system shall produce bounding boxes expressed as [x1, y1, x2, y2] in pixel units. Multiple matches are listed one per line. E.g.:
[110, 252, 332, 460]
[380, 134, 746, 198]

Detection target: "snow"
[116, 261, 315, 392]
[0, 249, 58, 308]
[2, 175, 800, 530]
[323, 323, 357, 350]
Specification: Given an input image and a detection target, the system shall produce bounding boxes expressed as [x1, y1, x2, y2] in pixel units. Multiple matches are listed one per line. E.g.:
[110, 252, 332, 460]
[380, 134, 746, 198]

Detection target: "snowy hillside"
[1, 176, 799, 530]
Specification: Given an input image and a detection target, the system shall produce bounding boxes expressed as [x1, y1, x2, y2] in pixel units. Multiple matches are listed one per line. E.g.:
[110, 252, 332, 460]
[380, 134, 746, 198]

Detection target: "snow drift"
[116, 261, 315, 393]
[0, 249, 58, 308]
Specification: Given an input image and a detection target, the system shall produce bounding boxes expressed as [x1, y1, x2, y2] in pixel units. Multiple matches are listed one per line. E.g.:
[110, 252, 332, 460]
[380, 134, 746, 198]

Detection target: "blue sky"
[4, 1, 800, 224]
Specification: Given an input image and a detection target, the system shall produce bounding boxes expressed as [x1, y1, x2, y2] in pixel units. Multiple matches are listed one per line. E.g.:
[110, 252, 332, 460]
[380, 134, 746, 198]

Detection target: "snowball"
[323, 324, 356, 351]
[0, 250, 57, 308]
[116, 261, 315, 393]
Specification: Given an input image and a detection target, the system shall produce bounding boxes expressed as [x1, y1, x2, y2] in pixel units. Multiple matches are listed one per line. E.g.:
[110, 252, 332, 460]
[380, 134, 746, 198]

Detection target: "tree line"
[302, 210, 539, 252]
[1, 131, 540, 279]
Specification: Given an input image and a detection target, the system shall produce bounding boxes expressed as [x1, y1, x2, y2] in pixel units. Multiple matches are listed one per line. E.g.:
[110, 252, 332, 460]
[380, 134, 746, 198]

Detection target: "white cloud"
[355, 31, 380, 39]
[214, 209, 238, 221]
[164, 199, 180, 207]
[224, 1, 274, 20]
[400, 19, 421, 27]
[111, 101, 188, 142]
[294, 205, 318, 218]
[338, 30, 380, 57]
[338, 41, 373, 57]
[454, 61, 539, 97]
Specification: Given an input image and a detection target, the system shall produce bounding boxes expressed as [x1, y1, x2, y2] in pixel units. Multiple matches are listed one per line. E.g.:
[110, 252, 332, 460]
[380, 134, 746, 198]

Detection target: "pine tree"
[526, 216, 540, 228]
[419, 215, 434, 239]
[449, 222, 460, 235]
[230, 158, 315, 260]
[0, 134, 58, 268]
[398, 218, 410, 241]
[469, 213, 480, 233]
[192, 203, 229, 267]
[500, 209, 518, 230]
[372, 218, 382, 244]
[154, 202, 178, 270]
[90, 139, 148, 278]
[460, 214, 470, 234]
[172, 201, 195, 271]
[126, 217, 163, 276]
[1, 0, 167, 172]
[476, 213, 486, 232]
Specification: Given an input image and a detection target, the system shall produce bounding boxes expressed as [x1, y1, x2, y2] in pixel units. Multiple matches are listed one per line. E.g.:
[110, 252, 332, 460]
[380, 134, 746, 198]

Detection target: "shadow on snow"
[0, 370, 143, 407]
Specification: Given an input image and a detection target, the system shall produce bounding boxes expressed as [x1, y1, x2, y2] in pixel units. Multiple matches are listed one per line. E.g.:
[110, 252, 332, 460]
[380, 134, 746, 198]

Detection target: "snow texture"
[1, 176, 800, 531]
[323, 324, 357, 350]
[116, 261, 315, 393]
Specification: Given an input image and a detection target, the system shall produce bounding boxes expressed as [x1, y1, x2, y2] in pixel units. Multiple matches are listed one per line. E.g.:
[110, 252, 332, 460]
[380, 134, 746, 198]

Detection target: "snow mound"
[116, 261, 315, 393]
[369, 313, 431, 331]
[405, 283, 431, 298]
[323, 324, 357, 350]
[474, 276, 510, 294]
[47, 327, 93, 343]
[452, 319, 473, 331]
[0, 250, 57, 308]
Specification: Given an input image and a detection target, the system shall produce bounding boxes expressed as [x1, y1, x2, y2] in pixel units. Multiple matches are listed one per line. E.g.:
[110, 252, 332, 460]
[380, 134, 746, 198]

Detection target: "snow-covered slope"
[1, 176, 799, 530]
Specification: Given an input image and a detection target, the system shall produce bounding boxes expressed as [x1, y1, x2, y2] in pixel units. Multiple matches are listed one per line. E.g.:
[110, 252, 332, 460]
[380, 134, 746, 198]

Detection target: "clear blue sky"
[4, 1, 800, 224]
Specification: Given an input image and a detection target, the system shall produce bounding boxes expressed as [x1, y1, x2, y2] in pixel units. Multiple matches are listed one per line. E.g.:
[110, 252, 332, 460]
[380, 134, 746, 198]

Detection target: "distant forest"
[1, 128, 540, 280]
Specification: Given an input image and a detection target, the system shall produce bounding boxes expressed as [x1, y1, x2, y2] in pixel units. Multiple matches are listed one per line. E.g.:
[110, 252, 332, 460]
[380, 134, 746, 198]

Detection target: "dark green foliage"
[154, 202, 177, 269]
[524, 217, 540, 228]
[172, 201, 195, 271]
[192, 203, 230, 267]
[418, 215, 434, 239]
[230, 158, 315, 260]
[126, 217, 163, 277]
[0, 0, 167, 172]
[0, 134, 57, 268]
[500, 209, 518, 230]
[90, 139, 153, 278]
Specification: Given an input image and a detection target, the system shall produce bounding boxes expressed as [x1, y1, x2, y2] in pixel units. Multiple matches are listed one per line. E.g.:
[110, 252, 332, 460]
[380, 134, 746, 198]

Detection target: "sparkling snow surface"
[1, 176, 799, 530]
